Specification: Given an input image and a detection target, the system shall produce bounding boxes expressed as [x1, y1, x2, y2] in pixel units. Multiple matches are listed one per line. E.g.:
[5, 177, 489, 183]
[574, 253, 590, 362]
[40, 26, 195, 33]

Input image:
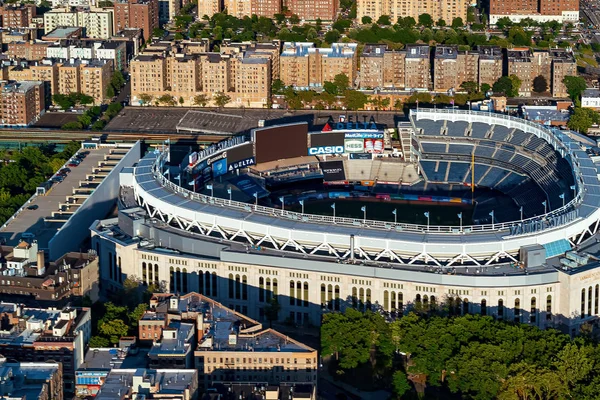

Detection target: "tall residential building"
[8, 60, 59, 96]
[232, 56, 271, 107]
[507, 48, 535, 96]
[0, 81, 45, 126]
[360, 44, 386, 89]
[43, 8, 114, 39]
[158, 0, 180, 24]
[224, 0, 251, 19]
[130, 53, 167, 95]
[197, 0, 221, 18]
[434, 45, 479, 92]
[550, 49, 576, 98]
[404, 44, 430, 90]
[477, 45, 503, 89]
[285, 0, 338, 21]
[221, 39, 281, 80]
[114, 0, 159, 41]
[1, 3, 36, 29]
[357, 0, 468, 28]
[200, 53, 231, 94]
[166, 54, 202, 95]
[79, 60, 113, 104]
[250, 0, 281, 17]
[489, 0, 578, 24]
[7, 40, 52, 60]
[280, 42, 358, 89]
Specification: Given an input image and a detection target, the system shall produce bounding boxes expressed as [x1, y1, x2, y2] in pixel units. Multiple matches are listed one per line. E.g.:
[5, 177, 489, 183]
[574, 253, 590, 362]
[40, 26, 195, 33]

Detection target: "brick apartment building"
[404, 44, 431, 90]
[489, 0, 578, 24]
[7, 40, 51, 60]
[114, 0, 159, 41]
[285, 0, 338, 21]
[0, 81, 44, 126]
[478, 45, 503, 89]
[1, 3, 36, 29]
[358, 0, 468, 28]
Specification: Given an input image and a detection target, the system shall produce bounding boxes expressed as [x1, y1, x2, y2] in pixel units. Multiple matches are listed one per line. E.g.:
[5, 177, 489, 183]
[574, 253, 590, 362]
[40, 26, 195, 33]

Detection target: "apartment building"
[8, 60, 59, 95]
[114, 0, 159, 41]
[1, 3, 36, 29]
[95, 369, 198, 399]
[251, 0, 281, 17]
[405, 44, 430, 90]
[550, 49, 576, 98]
[0, 358, 63, 400]
[280, 42, 358, 89]
[433, 46, 478, 92]
[0, 81, 44, 126]
[507, 47, 561, 96]
[197, 0, 221, 18]
[285, 0, 338, 21]
[95, 41, 127, 71]
[7, 40, 51, 60]
[158, 0, 180, 24]
[224, 0, 251, 19]
[232, 57, 271, 107]
[0, 303, 91, 393]
[489, 0, 579, 24]
[477, 45, 503, 89]
[57, 60, 81, 94]
[167, 54, 202, 95]
[43, 8, 114, 39]
[360, 44, 386, 89]
[507, 48, 536, 96]
[130, 53, 167, 96]
[357, 0, 468, 28]
[79, 59, 112, 104]
[221, 39, 281, 80]
[200, 53, 231, 95]
[0, 242, 99, 304]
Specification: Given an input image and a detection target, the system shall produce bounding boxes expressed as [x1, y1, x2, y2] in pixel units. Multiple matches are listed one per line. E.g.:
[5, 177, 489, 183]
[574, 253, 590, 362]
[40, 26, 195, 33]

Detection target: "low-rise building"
[582, 88, 600, 110]
[0, 357, 63, 400]
[0, 303, 91, 394]
[7, 40, 52, 61]
[550, 49, 576, 98]
[95, 368, 198, 399]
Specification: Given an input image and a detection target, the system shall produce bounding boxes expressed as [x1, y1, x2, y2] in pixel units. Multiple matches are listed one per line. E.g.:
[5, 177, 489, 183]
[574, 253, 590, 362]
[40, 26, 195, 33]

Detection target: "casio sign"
[308, 146, 344, 155]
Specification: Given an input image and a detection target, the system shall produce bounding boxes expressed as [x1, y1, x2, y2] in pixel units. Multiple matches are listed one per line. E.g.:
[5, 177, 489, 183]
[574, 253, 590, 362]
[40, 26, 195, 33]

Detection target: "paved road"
[116, 80, 131, 106]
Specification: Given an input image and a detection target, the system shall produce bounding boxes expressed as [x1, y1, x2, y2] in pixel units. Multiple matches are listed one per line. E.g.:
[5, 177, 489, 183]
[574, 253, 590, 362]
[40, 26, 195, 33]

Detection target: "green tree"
[271, 79, 285, 95]
[138, 93, 153, 106]
[451, 17, 464, 28]
[128, 303, 148, 330]
[61, 121, 83, 130]
[333, 73, 350, 93]
[214, 92, 231, 108]
[324, 29, 341, 43]
[493, 76, 515, 97]
[99, 319, 129, 344]
[467, 7, 476, 23]
[496, 17, 513, 29]
[508, 75, 522, 97]
[152, 28, 165, 37]
[392, 371, 411, 398]
[377, 15, 391, 25]
[289, 14, 300, 24]
[460, 81, 478, 94]
[563, 75, 587, 104]
[533, 75, 548, 93]
[178, 96, 185, 106]
[568, 107, 594, 133]
[53, 94, 74, 110]
[436, 18, 446, 27]
[481, 83, 491, 93]
[106, 84, 115, 98]
[361, 16, 372, 24]
[264, 297, 281, 328]
[157, 94, 176, 106]
[418, 13, 434, 27]
[343, 90, 369, 110]
[193, 94, 209, 107]
[89, 336, 110, 347]
[111, 70, 125, 89]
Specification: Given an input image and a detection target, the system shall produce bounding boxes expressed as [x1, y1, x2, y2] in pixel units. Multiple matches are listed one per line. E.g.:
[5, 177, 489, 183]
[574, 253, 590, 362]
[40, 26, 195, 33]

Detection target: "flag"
[299, 200, 304, 206]
[206, 184, 213, 190]
[489, 211, 494, 217]
[542, 201, 547, 207]
[361, 206, 366, 212]
[392, 209, 397, 215]
[331, 203, 336, 209]
[227, 187, 232, 195]
[570, 185, 576, 190]
[424, 212, 430, 218]
[457, 212, 462, 219]
[559, 193, 565, 199]
[253, 192, 258, 198]
[279, 196, 284, 203]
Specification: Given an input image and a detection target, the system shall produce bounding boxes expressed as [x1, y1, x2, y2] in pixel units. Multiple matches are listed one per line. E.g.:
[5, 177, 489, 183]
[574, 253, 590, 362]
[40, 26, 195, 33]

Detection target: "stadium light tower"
[542, 200, 547, 214]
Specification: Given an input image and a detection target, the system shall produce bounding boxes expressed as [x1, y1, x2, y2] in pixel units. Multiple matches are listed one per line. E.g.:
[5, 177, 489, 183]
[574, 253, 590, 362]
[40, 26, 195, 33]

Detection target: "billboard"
[344, 138, 364, 153]
[349, 153, 372, 160]
[364, 138, 384, 154]
[309, 132, 345, 148]
[308, 145, 344, 155]
[344, 132, 384, 139]
[320, 160, 346, 182]
[227, 143, 254, 164]
[254, 123, 308, 164]
[228, 157, 255, 172]
[188, 152, 198, 166]
[212, 158, 228, 177]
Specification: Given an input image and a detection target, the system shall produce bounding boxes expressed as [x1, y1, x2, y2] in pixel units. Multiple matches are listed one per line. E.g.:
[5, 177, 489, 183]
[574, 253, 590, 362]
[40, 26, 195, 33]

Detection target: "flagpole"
[393, 208, 397, 224]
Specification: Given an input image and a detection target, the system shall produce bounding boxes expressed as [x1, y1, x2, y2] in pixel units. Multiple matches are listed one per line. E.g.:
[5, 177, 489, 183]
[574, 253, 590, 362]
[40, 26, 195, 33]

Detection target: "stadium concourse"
[93, 109, 600, 335]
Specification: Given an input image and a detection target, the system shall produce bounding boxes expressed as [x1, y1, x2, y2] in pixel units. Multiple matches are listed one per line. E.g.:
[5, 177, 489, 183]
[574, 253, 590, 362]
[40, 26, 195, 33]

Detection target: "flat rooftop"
[0, 147, 114, 249]
[96, 369, 197, 399]
[79, 347, 149, 370]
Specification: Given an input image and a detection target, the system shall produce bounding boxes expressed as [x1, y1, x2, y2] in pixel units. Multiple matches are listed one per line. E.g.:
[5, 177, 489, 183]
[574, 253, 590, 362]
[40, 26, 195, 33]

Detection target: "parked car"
[67, 162, 79, 167]
[26, 205, 38, 210]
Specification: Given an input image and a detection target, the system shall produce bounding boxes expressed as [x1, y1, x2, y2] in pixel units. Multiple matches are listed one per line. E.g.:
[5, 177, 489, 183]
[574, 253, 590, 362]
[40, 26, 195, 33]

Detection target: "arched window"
[235, 275, 241, 300]
[290, 281, 295, 306]
[366, 288, 372, 310]
[514, 298, 521, 323]
[147, 262, 153, 285]
[423, 295, 429, 308]
[303, 282, 309, 307]
[398, 292, 403, 312]
[415, 294, 421, 303]
[182, 268, 188, 293]
[204, 271, 211, 296]
[530, 297, 536, 323]
[430, 295, 435, 310]
[588, 286, 593, 317]
[228, 274, 234, 299]
[142, 262, 147, 285]
[481, 299, 487, 316]
[327, 285, 333, 310]
[198, 271, 204, 295]
[359, 288, 365, 309]
[175, 267, 181, 292]
[463, 299, 469, 315]
[211, 272, 217, 296]
[296, 281, 302, 304]
[320, 284, 326, 307]
[391, 291, 396, 312]
[154, 264, 159, 285]
[581, 288, 586, 318]
[546, 295, 552, 320]
[259, 278, 265, 303]
[352, 287, 358, 308]
[266, 278, 271, 302]
[273, 278, 278, 296]
[334, 285, 340, 310]
[498, 299, 504, 318]
[242, 275, 248, 300]
[169, 267, 174, 292]
[118, 256, 122, 283]
[383, 290, 389, 312]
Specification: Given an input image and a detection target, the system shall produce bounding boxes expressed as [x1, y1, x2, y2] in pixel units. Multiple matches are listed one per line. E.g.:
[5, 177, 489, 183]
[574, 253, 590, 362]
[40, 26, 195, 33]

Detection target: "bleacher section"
[412, 117, 576, 219]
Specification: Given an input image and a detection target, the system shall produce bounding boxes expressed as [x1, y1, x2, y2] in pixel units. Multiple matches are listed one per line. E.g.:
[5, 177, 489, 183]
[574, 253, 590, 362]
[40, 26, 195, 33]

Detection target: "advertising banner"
[212, 158, 228, 177]
[349, 153, 372, 160]
[188, 151, 198, 166]
[319, 160, 346, 182]
[344, 139, 364, 153]
[308, 145, 344, 155]
[228, 157, 255, 172]
[364, 138, 384, 154]
[345, 132, 384, 139]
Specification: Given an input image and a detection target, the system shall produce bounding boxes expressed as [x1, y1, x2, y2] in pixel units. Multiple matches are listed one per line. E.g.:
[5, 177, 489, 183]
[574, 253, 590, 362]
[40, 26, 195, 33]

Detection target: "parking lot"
[0, 147, 111, 248]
